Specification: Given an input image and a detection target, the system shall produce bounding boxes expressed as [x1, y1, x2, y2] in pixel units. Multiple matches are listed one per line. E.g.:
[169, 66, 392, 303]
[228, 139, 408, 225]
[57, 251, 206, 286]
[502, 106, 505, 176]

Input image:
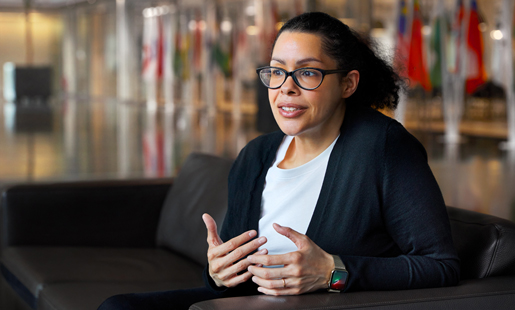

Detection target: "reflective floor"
[0, 98, 514, 223]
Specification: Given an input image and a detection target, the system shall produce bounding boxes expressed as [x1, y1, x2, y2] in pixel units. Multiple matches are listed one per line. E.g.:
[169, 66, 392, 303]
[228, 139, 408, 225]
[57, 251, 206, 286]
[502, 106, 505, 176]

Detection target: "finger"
[257, 286, 301, 296]
[217, 249, 266, 281]
[203, 213, 222, 247]
[247, 265, 287, 280]
[273, 223, 306, 249]
[220, 249, 267, 279]
[251, 276, 290, 290]
[223, 236, 267, 263]
[248, 252, 296, 267]
[209, 230, 258, 258]
[223, 271, 254, 288]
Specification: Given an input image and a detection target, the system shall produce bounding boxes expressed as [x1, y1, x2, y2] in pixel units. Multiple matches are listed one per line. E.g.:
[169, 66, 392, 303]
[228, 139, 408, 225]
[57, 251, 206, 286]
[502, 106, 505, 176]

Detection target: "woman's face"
[269, 31, 347, 139]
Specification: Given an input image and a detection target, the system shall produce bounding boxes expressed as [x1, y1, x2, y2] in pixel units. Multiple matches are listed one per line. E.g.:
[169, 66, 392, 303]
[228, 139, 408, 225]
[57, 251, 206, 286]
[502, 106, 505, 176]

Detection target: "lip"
[277, 103, 307, 118]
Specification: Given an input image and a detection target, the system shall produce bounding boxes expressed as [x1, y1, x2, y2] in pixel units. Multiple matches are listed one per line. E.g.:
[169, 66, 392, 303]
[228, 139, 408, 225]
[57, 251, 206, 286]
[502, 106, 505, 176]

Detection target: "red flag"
[193, 11, 203, 73]
[465, 0, 486, 94]
[407, 0, 431, 91]
[156, 16, 164, 79]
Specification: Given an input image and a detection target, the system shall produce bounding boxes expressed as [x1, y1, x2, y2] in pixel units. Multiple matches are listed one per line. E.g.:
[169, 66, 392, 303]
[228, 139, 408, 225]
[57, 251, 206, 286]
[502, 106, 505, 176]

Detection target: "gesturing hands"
[247, 223, 335, 296]
[202, 213, 268, 288]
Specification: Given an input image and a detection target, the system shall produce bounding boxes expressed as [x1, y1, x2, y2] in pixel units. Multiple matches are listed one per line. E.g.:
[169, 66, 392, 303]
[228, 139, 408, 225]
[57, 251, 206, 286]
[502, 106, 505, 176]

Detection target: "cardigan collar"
[249, 105, 359, 242]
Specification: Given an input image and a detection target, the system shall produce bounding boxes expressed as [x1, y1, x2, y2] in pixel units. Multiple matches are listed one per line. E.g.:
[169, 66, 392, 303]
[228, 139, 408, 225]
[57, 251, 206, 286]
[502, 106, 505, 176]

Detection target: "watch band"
[328, 255, 348, 292]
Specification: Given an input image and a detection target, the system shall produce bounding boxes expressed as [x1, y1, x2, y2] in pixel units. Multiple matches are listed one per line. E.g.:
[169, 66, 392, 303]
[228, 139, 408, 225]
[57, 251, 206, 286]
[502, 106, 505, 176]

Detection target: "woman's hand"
[247, 223, 334, 295]
[202, 213, 268, 288]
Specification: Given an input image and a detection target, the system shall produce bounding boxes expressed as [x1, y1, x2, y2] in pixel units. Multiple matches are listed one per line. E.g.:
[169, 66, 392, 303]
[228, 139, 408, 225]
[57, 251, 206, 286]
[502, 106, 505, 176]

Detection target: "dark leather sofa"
[1, 153, 515, 310]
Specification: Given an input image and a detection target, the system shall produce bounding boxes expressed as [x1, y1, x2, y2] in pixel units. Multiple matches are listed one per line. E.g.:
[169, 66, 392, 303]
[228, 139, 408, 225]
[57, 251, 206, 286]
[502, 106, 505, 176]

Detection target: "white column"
[116, 0, 136, 176]
[163, 6, 177, 112]
[116, 0, 133, 101]
[502, 0, 515, 149]
[62, 8, 77, 96]
[442, 0, 467, 144]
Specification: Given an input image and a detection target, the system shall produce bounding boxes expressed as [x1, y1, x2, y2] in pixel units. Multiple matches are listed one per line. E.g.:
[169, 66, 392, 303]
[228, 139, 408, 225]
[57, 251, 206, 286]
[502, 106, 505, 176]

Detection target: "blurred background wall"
[1, 0, 514, 222]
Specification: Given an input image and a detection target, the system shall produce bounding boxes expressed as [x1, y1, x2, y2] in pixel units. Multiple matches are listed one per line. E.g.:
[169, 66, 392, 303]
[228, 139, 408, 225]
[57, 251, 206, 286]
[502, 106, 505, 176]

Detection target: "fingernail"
[249, 230, 257, 237]
[257, 287, 264, 293]
[258, 237, 266, 244]
[258, 249, 266, 254]
[252, 276, 257, 283]
[275, 223, 282, 228]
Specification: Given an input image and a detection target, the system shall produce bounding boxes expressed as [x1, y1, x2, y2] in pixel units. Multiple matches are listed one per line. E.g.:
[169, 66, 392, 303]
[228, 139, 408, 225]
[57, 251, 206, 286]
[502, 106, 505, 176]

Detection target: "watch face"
[330, 270, 348, 291]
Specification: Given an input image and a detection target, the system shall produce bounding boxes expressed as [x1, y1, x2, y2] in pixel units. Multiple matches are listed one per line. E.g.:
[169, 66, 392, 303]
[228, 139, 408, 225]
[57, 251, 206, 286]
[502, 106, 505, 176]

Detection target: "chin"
[276, 124, 303, 137]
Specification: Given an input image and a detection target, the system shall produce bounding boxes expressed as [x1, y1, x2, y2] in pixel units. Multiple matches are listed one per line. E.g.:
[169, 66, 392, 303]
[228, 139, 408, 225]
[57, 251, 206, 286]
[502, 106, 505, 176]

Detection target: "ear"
[341, 70, 360, 99]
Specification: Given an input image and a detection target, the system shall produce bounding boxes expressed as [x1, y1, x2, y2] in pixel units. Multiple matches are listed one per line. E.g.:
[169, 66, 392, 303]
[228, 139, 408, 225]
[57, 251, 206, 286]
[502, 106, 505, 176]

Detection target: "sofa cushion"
[38, 281, 202, 310]
[156, 153, 233, 266]
[1, 246, 203, 300]
[448, 206, 515, 280]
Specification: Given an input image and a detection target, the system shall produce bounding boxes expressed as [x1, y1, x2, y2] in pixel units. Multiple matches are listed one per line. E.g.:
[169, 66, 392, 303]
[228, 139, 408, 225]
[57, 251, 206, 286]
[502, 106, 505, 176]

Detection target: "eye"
[298, 69, 320, 78]
[271, 69, 284, 76]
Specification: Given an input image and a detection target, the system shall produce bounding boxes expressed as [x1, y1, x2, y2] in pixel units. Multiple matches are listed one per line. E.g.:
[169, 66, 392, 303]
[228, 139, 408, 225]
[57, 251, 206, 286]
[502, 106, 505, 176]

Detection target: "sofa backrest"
[448, 206, 515, 280]
[156, 153, 233, 266]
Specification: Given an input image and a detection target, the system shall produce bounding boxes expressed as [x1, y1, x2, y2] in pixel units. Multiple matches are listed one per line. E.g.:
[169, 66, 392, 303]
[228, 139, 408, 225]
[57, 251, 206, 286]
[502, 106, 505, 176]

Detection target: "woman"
[99, 11, 459, 309]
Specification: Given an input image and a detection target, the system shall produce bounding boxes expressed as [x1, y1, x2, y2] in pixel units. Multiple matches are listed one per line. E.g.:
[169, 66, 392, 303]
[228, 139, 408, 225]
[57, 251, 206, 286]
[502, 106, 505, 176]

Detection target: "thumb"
[273, 223, 306, 250]
[203, 213, 223, 247]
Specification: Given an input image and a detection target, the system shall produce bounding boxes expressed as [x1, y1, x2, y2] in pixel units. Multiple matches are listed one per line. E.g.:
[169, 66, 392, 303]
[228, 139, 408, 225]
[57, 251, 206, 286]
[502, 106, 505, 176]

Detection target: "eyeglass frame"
[256, 66, 349, 90]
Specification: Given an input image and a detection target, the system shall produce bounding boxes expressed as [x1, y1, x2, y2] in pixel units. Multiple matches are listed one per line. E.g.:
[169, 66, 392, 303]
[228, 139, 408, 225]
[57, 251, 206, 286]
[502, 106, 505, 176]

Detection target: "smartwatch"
[328, 255, 348, 292]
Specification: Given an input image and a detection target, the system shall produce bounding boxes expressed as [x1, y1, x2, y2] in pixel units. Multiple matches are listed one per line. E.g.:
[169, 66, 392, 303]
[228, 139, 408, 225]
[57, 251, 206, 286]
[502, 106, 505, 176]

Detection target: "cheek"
[268, 89, 279, 106]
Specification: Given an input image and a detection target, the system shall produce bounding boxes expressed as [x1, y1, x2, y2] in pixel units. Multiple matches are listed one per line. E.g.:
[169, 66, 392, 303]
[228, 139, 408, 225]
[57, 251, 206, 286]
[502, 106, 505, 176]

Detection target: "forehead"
[272, 31, 334, 65]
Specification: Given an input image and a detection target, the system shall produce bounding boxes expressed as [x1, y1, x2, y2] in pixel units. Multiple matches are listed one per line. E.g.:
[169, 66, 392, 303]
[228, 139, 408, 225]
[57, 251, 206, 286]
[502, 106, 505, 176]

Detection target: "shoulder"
[230, 131, 284, 176]
[342, 107, 395, 150]
[346, 106, 396, 134]
[342, 106, 426, 159]
[237, 131, 284, 161]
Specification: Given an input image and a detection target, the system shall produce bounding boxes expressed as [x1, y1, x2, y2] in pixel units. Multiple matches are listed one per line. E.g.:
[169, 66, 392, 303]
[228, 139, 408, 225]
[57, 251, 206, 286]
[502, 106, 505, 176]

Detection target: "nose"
[280, 75, 300, 95]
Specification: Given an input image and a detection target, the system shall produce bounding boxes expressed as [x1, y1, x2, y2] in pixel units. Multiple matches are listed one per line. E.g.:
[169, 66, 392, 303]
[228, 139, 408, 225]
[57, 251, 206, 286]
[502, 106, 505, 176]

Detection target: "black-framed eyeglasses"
[256, 66, 348, 90]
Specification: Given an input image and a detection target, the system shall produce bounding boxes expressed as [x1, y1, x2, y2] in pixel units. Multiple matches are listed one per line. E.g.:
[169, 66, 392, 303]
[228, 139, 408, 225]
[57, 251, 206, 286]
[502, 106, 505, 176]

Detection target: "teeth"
[281, 107, 298, 112]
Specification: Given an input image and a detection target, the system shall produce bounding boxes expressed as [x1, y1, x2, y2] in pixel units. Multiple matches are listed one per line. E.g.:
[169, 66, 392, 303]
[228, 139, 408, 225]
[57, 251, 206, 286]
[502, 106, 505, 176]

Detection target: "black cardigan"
[205, 105, 460, 294]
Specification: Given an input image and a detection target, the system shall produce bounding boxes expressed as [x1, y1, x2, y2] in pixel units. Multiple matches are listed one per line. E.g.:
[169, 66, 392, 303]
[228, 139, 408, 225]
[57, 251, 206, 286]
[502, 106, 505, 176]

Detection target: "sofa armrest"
[0, 178, 172, 249]
[190, 276, 515, 310]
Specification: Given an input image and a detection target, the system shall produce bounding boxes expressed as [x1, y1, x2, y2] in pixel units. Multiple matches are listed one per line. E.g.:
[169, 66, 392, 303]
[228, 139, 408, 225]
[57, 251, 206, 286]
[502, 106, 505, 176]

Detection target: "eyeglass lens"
[259, 68, 323, 89]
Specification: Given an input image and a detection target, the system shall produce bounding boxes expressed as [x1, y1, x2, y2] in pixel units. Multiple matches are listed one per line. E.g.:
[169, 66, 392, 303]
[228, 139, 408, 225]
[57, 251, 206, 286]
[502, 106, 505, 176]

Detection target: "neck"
[278, 105, 345, 169]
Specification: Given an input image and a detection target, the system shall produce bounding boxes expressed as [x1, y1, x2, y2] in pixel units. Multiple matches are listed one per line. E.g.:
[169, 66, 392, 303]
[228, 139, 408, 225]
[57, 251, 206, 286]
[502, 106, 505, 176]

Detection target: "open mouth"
[281, 107, 300, 112]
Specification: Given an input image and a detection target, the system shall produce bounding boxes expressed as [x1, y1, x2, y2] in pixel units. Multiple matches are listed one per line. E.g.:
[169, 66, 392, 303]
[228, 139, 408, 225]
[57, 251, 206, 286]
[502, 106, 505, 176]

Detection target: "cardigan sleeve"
[340, 121, 460, 292]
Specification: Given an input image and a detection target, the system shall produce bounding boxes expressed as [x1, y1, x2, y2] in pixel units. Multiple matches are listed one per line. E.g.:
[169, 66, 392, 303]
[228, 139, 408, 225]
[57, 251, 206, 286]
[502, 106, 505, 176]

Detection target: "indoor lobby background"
[1, 0, 514, 228]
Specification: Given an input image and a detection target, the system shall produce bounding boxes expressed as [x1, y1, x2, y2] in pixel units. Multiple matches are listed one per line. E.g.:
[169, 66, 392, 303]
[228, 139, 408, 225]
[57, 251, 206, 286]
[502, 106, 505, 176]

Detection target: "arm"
[340, 121, 460, 291]
[247, 121, 460, 294]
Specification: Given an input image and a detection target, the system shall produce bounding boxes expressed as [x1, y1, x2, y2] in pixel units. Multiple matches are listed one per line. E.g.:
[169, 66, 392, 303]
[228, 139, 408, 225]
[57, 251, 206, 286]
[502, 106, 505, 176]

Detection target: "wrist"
[327, 254, 348, 293]
[320, 252, 335, 290]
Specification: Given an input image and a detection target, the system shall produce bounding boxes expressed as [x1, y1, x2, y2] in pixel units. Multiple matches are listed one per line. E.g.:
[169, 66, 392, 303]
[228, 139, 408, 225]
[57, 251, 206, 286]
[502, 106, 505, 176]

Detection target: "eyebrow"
[271, 57, 323, 65]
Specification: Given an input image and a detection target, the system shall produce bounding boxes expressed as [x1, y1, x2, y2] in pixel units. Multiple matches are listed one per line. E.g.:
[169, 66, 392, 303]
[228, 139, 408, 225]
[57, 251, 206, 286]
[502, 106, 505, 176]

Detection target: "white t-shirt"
[258, 135, 339, 256]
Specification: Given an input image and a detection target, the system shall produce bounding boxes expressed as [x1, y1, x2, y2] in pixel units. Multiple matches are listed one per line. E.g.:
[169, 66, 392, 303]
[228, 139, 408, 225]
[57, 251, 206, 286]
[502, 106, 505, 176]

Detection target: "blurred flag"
[193, 12, 203, 74]
[429, 0, 445, 90]
[394, 0, 409, 77]
[173, 30, 182, 77]
[465, 0, 486, 94]
[157, 16, 164, 79]
[447, 0, 465, 74]
[142, 16, 158, 81]
[408, 0, 431, 91]
[213, 42, 231, 77]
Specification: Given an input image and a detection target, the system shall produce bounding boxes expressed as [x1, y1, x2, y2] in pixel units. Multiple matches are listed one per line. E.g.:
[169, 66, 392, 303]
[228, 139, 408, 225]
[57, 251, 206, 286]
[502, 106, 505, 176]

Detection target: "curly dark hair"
[272, 12, 406, 110]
